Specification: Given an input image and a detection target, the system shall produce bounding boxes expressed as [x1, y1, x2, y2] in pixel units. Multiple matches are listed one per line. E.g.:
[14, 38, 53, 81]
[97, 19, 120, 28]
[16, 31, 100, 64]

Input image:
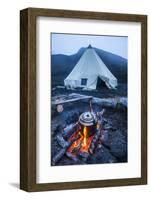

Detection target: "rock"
[101, 130, 127, 162]
[110, 131, 127, 161]
[100, 130, 110, 147]
[103, 123, 117, 131]
[87, 145, 117, 164]
[101, 118, 108, 126]
[54, 125, 63, 135]
[65, 111, 80, 125]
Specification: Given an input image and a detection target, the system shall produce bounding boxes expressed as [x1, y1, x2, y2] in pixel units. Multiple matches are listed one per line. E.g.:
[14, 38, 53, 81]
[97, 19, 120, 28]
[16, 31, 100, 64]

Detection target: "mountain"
[51, 47, 127, 87]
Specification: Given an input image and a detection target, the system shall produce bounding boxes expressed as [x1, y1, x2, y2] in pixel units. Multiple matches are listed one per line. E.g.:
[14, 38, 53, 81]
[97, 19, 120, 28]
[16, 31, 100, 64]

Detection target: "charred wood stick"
[52, 148, 66, 166]
[96, 109, 106, 122]
[78, 152, 90, 162]
[66, 152, 82, 163]
[62, 122, 80, 140]
[56, 134, 69, 148]
[98, 108, 106, 117]
[52, 134, 80, 165]
[66, 152, 78, 162]
[56, 123, 80, 148]
[89, 124, 102, 155]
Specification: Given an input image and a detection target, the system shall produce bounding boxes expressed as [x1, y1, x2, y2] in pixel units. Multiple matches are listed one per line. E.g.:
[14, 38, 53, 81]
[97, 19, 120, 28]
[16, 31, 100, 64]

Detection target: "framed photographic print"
[20, 8, 147, 191]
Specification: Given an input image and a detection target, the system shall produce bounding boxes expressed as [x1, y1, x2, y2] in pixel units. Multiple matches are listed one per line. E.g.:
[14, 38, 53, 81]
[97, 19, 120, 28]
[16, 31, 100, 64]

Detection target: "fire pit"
[67, 111, 99, 155]
[51, 94, 127, 166]
[52, 110, 104, 165]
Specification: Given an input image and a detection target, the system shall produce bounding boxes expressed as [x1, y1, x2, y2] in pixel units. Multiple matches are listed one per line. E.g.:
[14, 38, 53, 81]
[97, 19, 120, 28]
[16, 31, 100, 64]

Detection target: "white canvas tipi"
[64, 45, 117, 90]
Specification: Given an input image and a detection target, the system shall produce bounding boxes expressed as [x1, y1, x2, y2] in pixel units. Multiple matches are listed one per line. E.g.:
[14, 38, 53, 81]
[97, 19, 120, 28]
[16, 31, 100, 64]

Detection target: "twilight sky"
[51, 33, 128, 59]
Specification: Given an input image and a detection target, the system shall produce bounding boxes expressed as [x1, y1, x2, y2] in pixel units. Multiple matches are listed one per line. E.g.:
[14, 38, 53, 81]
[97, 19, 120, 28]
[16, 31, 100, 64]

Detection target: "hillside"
[51, 47, 127, 87]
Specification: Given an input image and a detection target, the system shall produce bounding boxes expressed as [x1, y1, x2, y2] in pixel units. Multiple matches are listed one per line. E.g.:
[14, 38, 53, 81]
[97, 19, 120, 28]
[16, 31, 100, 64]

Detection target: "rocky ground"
[52, 83, 127, 99]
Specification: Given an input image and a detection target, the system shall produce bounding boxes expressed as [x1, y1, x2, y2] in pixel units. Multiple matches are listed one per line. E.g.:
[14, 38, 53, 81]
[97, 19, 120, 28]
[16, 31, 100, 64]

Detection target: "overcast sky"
[51, 33, 128, 59]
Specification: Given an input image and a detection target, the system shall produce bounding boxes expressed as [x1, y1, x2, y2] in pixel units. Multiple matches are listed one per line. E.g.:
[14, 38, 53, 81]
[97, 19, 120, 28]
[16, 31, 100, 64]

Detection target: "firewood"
[52, 93, 127, 109]
[78, 152, 89, 162]
[92, 97, 127, 109]
[66, 152, 81, 163]
[52, 148, 66, 166]
[56, 134, 69, 148]
[62, 122, 80, 140]
[89, 125, 102, 155]
[52, 134, 80, 165]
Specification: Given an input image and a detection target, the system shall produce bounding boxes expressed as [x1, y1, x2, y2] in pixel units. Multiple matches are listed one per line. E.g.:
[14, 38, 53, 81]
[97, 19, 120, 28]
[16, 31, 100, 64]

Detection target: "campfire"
[52, 109, 105, 165]
[67, 112, 97, 154]
[67, 126, 93, 154]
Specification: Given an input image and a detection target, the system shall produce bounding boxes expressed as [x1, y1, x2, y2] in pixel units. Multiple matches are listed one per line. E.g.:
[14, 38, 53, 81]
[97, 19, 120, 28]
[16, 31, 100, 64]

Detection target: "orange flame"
[67, 126, 93, 154]
[67, 132, 82, 154]
[82, 126, 87, 147]
[80, 136, 93, 152]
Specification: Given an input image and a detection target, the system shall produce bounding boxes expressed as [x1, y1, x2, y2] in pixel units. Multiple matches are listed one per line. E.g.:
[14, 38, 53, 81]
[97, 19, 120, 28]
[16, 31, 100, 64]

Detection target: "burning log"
[86, 109, 105, 155]
[53, 108, 106, 165]
[89, 123, 102, 155]
[62, 122, 80, 140]
[55, 122, 81, 149]
[52, 134, 80, 165]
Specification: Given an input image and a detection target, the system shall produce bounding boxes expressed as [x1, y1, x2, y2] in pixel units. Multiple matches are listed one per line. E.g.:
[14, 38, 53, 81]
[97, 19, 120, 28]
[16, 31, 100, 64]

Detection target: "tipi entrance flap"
[96, 76, 107, 88]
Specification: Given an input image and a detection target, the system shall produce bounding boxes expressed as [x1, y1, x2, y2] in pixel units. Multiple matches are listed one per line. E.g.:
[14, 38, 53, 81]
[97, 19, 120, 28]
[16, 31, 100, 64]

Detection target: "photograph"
[51, 33, 128, 166]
